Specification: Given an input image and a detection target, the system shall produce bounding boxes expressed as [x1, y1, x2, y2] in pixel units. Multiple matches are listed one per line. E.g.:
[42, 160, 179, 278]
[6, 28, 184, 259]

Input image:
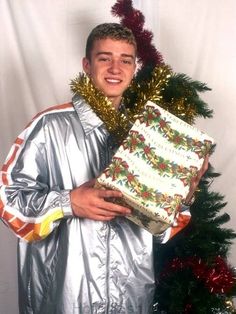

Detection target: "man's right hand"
[70, 179, 132, 221]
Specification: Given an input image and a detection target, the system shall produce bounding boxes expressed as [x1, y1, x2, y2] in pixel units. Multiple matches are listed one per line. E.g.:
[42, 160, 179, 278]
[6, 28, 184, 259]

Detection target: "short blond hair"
[85, 23, 137, 60]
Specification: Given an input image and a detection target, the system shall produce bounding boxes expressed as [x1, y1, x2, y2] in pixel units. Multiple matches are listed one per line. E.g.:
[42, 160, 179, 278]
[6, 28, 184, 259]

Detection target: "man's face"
[82, 38, 136, 109]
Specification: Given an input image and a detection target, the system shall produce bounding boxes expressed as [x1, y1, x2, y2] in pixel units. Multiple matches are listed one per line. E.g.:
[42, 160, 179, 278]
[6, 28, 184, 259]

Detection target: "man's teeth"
[106, 79, 121, 83]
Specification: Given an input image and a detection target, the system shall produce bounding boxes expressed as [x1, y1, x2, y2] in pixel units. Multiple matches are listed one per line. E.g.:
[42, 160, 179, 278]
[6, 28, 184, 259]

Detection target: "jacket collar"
[72, 95, 104, 136]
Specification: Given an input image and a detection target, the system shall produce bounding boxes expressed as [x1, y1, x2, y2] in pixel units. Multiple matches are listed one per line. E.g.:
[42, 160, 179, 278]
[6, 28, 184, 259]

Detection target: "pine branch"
[161, 73, 213, 122]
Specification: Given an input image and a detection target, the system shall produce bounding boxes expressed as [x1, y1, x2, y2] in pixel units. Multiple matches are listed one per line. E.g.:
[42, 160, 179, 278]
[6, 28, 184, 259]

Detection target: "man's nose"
[108, 60, 121, 74]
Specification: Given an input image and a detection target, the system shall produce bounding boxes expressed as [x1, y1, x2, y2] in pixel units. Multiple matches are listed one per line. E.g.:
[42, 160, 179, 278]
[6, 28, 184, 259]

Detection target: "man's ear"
[82, 57, 91, 75]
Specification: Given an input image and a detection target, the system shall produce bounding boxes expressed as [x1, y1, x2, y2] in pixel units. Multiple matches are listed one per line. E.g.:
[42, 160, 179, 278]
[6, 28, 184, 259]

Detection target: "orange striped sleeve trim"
[1, 102, 73, 184]
[23, 230, 42, 242]
[1, 209, 64, 242]
[15, 137, 24, 145]
[26, 102, 73, 128]
[2, 207, 64, 241]
[18, 209, 64, 241]
[6, 216, 26, 230]
[23, 229, 42, 242]
[0, 198, 4, 216]
[2, 141, 22, 173]
[17, 222, 41, 240]
[1, 209, 14, 221]
[169, 212, 191, 240]
[33, 102, 73, 118]
[1, 102, 72, 241]
[1, 173, 8, 186]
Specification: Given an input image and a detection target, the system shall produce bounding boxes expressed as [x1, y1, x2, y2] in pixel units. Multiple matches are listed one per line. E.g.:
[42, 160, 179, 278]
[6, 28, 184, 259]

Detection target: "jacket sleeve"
[0, 116, 73, 243]
[154, 204, 191, 244]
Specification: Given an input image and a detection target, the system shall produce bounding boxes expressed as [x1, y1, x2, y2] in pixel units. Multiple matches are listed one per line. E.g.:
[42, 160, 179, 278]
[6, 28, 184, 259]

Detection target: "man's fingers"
[192, 155, 209, 184]
[96, 198, 131, 215]
[200, 154, 209, 175]
[91, 214, 115, 221]
[96, 188, 123, 199]
[80, 179, 96, 188]
[71, 182, 131, 220]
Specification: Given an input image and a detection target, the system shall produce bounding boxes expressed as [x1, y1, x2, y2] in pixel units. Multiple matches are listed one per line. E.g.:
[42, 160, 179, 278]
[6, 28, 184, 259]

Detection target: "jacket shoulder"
[31, 102, 74, 121]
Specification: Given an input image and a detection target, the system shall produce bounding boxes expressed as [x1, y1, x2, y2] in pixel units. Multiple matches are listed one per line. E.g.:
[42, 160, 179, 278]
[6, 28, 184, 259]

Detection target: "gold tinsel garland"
[70, 65, 171, 144]
[70, 73, 130, 142]
[167, 98, 197, 125]
[126, 65, 172, 115]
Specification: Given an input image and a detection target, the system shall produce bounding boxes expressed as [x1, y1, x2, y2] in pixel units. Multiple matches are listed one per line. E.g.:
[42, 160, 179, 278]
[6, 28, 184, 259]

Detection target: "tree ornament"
[225, 298, 236, 312]
[161, 255, 236, 295]
[204, 256, 235, 294]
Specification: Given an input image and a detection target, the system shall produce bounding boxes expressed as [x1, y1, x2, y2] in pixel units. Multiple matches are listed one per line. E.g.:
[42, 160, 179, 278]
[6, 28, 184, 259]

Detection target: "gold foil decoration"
[166, 98, 197, 125]
[70, 65, 172, 144]
[128, 65, 172, 117]
[70, 73, 130, 142]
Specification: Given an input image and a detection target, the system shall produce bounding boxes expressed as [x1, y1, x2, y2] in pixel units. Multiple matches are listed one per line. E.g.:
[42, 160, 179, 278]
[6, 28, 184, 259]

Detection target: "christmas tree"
[111, 1, 236, 313]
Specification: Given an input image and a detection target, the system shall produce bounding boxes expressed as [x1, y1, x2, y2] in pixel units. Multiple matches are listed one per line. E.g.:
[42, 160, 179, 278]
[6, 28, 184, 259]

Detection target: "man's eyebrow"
[121, 53, 135, 59]
[95, 52, 135, 59]
[96, 51, 112, 56]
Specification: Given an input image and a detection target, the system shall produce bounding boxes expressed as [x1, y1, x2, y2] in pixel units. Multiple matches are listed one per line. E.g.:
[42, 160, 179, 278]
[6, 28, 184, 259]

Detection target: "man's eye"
[99, 57, 110, 62]
[121, 59, 132, 65]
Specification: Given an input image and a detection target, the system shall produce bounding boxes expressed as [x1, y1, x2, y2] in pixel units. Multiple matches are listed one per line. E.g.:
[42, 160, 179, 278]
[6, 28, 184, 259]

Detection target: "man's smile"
[105, 78, 122, 84]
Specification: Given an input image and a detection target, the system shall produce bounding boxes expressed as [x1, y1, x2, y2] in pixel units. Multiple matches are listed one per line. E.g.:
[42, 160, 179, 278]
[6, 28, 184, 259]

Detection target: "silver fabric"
[3, 95, 156, 314]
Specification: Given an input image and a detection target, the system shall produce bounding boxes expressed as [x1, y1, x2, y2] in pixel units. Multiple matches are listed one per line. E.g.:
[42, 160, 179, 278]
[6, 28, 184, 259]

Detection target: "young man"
[0, 23, 208, 314]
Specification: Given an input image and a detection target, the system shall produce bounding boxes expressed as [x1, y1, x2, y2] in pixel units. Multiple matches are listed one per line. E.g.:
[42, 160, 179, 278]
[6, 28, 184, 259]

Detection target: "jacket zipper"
[105, 222, 111, 314]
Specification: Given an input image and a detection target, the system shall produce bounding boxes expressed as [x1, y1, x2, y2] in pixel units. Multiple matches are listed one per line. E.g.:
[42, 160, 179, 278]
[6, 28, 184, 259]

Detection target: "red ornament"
[190, 257, 208, 279]
[184, 303, 193, 314]
[204, 256, 235, 293]
[160, 256, 236, 294]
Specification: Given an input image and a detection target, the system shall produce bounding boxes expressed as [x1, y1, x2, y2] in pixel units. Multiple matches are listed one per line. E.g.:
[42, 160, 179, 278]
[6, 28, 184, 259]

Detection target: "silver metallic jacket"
[0, 95, 191, 314]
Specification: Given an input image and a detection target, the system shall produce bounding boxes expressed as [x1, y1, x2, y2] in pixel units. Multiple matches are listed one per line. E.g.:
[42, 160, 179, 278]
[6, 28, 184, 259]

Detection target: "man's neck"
[108, 96, 122, 110]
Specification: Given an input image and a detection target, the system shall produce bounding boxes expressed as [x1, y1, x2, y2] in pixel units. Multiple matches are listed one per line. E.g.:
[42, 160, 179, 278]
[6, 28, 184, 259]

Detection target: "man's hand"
[184, 154, 209, 204]
[70, 179, 131, 221]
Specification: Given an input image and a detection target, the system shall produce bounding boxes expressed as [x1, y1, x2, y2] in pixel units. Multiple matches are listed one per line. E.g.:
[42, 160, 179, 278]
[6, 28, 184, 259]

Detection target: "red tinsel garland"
[111, 0, 164, 68]
[162, 256, 235, 294]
